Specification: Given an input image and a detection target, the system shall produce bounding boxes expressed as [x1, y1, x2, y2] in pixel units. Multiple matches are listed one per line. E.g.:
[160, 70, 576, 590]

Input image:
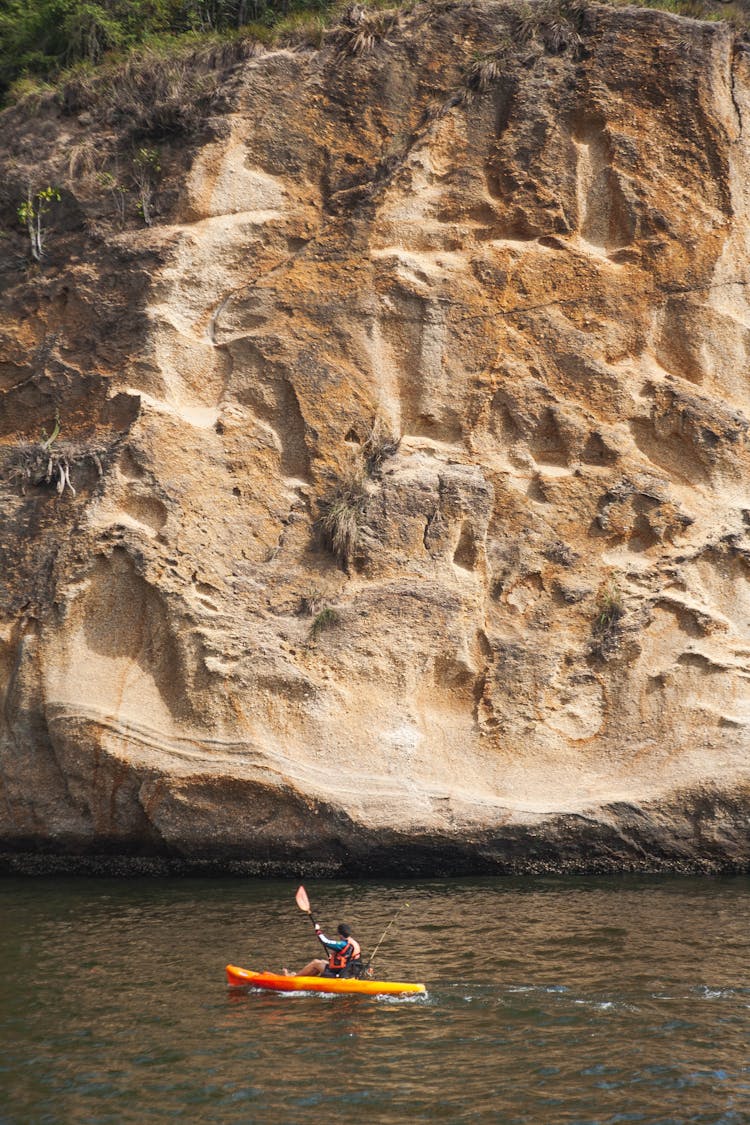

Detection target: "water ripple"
[0, 874, 749, 1124]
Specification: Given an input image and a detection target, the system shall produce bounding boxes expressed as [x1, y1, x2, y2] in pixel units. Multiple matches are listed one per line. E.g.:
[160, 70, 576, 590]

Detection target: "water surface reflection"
[1, 875, 748, 1123]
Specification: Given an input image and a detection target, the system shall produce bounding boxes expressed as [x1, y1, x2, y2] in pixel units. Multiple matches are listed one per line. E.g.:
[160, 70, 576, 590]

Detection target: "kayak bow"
[226, 965, 426, 997]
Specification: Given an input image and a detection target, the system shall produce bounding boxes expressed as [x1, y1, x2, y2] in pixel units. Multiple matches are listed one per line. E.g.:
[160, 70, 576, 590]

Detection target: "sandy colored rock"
[0, 2, 749, 873]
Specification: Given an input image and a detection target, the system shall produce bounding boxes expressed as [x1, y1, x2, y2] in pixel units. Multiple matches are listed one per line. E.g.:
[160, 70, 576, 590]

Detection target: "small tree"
[132, 147, 160, 226]
[97, 166, 127, 228]
[17, 186, 60, 262]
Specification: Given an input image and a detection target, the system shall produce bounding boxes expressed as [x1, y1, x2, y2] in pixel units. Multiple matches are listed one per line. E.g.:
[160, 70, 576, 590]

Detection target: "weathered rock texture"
[1, 1, 749, 874]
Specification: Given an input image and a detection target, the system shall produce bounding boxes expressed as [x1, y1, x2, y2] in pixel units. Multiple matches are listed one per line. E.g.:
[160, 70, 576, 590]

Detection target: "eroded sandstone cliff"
[1, 1, 749, 873]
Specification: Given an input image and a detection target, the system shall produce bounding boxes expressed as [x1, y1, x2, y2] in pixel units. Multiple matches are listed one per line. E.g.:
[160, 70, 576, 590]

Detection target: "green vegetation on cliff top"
[0, 0, 327, 104]
[0, 0, 748, 108]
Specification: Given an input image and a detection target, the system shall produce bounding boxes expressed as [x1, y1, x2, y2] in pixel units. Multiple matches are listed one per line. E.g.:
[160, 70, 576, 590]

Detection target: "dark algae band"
[1, 785, 748, 877]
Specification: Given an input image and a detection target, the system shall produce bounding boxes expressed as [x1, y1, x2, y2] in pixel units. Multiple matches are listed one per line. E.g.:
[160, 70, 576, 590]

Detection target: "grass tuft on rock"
[317, 472, 369, 570]
[593, 581, 625, 636]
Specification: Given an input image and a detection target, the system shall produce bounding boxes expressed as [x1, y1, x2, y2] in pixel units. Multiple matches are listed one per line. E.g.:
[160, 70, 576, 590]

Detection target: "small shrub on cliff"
[97, 166, 128, 227]
[513, 0, 588, 55]
[593, 581, 624, 635]
[327, 5, 399, 57]
[464, 42, 512, 95]
[6, 75, 55, 111]
[299, 586, 325, 615]
[362, 416, 400, 477]
[317, 472, 369, 570]
[68, 139, 100, 181]
[132, 146, 160, 225]
[308, 606, 341, 640]
[589, 580, 625, 659]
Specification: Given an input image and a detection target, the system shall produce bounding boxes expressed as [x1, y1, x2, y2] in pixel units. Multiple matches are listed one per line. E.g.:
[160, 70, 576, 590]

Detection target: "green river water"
[1, 875, 748, 1124]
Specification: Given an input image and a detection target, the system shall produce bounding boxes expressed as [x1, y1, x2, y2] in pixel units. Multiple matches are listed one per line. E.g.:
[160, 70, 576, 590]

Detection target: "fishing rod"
[366, 902, 410, 972]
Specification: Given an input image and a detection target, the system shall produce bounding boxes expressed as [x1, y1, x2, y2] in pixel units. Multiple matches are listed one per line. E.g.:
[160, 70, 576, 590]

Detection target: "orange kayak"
[226, 964, 426, 997]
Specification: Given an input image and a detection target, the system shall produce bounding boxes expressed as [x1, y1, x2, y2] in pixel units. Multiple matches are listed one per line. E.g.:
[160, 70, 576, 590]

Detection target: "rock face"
[1, 2, 749, 874]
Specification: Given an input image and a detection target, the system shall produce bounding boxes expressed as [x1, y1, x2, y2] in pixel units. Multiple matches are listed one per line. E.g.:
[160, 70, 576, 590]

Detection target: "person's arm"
[313, 924, 347, 952]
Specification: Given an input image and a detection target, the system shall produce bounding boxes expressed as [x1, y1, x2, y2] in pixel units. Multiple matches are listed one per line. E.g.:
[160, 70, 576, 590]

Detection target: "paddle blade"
[295, 885, 311, 913]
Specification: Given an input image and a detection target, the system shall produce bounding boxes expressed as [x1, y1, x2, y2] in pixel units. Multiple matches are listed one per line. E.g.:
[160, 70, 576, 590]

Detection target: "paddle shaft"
[309, 912, 330, 954]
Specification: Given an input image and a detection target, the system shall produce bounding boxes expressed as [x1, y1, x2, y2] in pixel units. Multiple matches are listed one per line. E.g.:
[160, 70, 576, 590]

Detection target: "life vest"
[329, 936, 361, 971]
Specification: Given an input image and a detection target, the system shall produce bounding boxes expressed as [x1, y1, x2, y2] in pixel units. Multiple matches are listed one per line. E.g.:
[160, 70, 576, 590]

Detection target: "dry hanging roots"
[5, 442, 104, 496]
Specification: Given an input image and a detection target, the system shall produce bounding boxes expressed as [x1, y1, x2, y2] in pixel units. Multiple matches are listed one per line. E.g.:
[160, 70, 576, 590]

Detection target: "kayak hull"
[226, 964, 426, 996]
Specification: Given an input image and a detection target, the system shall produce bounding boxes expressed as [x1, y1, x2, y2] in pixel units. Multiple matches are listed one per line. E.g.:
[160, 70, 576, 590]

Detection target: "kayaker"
[283, 922, 365, 979]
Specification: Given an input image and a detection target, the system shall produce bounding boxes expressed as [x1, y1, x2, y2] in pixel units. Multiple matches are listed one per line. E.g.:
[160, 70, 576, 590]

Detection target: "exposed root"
[3, 439, 106, 498]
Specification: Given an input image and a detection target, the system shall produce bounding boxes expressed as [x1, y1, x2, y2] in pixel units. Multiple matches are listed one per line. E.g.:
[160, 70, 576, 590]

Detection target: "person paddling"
[283, 921, 365, 979]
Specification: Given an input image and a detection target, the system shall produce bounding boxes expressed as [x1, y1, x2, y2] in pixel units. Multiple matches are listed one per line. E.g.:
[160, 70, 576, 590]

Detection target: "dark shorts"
[322, 960, 365, 980]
